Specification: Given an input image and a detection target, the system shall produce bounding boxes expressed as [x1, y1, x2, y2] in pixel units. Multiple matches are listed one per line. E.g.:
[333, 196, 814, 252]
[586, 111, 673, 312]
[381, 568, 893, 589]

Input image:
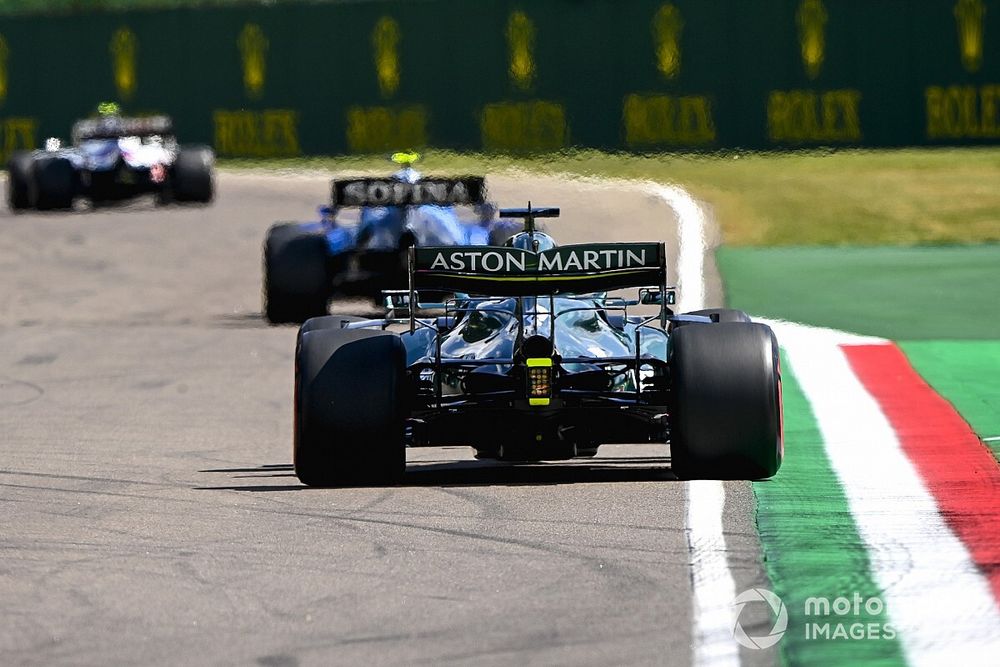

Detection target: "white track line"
[776, 324, 1000, 666]
[686, 480, 741, 666]
[647, 183, 740, 667]
[754, 317, 887, 346]
[646, 184, 708, 313]
[511, 171, 740, 664]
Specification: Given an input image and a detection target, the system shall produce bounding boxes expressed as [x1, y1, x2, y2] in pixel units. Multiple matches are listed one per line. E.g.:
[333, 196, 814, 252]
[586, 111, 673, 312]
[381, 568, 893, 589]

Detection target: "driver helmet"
[390, 150, 421, 183]
[97, 101, 121, 117]
[505, 230, 558, 252]
[95, 101, 124, 135]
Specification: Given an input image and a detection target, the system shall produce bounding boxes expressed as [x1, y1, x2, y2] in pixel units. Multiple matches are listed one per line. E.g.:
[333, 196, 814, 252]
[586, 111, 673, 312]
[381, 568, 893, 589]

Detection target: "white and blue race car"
[7, 105, 213, 211]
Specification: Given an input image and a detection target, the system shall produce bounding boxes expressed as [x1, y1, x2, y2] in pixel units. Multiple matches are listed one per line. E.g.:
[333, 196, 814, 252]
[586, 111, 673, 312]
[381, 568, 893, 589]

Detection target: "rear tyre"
[669, 322, 782, 480]
[299, 315, 366, 338]
[685, 308, 751, 323]
[172, 146, 214, 203]
[263, 223, 331, 324]
[7, 151, 35, 210]
[32, 156, 75, 210]
[296, 315, 367, 355]
[294, 328, 407, 487]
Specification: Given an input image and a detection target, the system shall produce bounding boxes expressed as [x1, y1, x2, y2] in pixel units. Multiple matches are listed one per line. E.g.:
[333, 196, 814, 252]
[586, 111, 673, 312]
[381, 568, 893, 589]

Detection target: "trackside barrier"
[0, 0, 998, 160]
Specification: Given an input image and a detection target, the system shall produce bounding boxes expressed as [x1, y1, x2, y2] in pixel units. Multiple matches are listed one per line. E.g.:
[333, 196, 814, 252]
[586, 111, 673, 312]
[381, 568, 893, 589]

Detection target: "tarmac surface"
[0, 172, 771, 666]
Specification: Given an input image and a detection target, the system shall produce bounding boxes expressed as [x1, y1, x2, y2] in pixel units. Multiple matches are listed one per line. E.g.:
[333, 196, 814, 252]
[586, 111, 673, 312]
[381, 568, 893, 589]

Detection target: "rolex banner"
[0, 0, 996, 160]
[411, 243, 666, 295]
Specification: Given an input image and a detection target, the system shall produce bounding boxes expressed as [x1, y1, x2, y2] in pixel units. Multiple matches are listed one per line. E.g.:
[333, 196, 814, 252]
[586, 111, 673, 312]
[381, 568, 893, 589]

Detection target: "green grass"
[222, 148, 1000, 247]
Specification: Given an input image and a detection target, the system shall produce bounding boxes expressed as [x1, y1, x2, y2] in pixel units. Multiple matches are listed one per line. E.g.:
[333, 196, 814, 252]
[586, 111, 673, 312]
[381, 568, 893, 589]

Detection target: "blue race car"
[7, 104, 214, 211]
[262, 155, 518, 323]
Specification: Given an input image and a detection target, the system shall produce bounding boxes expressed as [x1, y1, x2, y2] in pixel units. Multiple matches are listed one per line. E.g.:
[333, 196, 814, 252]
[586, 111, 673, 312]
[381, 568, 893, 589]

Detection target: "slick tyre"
[32, 156, 75, 210]
[7, 151, 35, 211]
[669, 322, 782, 480]
[298, 315, 366, 339]
[172, 146, 214, 203]
[263, 223, 331, 324]
[296, 315, 368, 356]
[685, 308, 751, 323]
[294, 329, 407, 487]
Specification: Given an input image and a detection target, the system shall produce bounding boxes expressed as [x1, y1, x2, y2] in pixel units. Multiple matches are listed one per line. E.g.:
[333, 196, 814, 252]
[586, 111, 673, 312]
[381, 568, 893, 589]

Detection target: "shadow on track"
[0, 196, 213, 219]
[196, 457, 679, 492]
[212, 302, 389, 329]
[212, 312, 275, 329]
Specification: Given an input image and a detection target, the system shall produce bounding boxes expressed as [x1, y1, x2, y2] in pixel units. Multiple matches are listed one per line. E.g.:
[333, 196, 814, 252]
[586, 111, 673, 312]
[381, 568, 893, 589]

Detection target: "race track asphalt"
[0, 172, 771, 666]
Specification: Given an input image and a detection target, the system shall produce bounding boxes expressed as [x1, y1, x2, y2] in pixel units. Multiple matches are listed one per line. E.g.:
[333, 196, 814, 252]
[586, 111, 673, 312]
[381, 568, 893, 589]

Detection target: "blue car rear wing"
[331, 177, 486, 208]
[409, 242, 667, 297]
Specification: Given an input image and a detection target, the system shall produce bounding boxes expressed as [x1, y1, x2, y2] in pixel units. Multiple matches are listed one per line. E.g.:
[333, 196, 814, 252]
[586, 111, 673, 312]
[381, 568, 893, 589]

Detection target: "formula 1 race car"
[7, 107, 214, 211]
[291, 206, 783, 486]
[263, 155, 517, 324]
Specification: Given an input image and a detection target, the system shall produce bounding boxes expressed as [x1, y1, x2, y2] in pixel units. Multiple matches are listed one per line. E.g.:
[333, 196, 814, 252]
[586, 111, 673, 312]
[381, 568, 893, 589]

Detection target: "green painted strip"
[900, 341, 1000, 460]
[753, 352, 906, 666]
[717, 245, 1000, 340]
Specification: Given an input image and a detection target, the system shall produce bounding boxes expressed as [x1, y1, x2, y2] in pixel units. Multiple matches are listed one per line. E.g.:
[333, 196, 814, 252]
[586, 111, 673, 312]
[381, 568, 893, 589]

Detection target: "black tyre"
[686, 308, 751, 323]
[294, 328, 407, 487]
[7, 151, 35, 210]
[299, 315, 366, 338]
[296, 315, 367, 356]
[32, 156, 76, 210]
[263, 223, 331, 324]
[172, 146, 214, 203]
[669, 322, 782, 480]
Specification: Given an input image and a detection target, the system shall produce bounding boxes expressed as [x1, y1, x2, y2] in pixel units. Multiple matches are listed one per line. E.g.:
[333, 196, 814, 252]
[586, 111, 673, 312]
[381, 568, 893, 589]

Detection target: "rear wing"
[72, 115, 173, 142]
[410, 242, 666, 297]
[331, 177, 486, 208]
